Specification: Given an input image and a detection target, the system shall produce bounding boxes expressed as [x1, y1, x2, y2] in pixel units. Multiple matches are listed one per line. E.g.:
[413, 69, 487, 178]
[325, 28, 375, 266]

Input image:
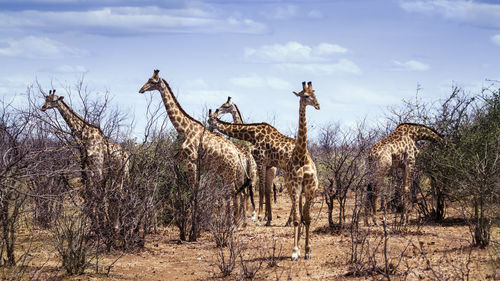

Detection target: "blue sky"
[1, 0, 499, 138]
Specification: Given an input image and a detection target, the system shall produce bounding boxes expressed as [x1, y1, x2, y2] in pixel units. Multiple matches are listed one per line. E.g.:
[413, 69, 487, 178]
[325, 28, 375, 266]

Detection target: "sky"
[1, 0, 499, 139]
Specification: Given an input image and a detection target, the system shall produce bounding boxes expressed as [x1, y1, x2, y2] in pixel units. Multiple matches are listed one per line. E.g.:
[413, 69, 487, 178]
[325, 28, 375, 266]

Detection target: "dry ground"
[7, 189, 500, 281]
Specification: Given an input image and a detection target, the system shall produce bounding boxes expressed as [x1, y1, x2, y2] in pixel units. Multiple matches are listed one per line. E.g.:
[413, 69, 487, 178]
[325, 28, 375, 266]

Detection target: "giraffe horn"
[302, 81, 307, 91]
[53, 89, 56, 94]
[49, 90, 52, 95]
[227, 96, 231, 103]
[209, 109, 212, 115]
[307, 81, 312, 91]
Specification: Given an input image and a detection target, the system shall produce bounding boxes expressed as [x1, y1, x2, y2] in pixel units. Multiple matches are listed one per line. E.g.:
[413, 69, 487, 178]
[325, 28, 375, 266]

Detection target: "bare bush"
[0, 99, 32, 266]
[313, 122, 373, 230]
[212, 211, 240, 278]
[238, 243, 265, 280]
[53, 208, 91, 275]
[266, 238, 284, 268]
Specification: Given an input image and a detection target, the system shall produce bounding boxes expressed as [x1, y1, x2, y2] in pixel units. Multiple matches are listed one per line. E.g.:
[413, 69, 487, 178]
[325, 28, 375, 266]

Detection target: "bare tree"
[0, 99, 31, 266]
[313, 121, 373, 230]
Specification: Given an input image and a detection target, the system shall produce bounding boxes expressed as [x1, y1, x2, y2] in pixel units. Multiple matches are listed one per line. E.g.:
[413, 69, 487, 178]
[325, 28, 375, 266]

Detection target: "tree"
[427, 85, 499, 246]
[314, 122, 372, 229]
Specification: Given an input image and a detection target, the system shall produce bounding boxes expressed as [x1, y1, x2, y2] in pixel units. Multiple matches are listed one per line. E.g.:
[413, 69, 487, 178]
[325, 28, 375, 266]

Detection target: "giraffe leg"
[402, 162, 414, 225]
[185, 161, 197, 191]
[286, 207, 293, 227]
[264, 166, 275, 226]
[258, 165, 266, 222]
[286, 170, 296, 227]
[303, 191, 314, 260]
[288, 180, 301, 261]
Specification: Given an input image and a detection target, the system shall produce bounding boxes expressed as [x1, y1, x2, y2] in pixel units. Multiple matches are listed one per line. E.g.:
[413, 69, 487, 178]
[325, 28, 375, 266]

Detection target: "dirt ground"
[10, 189, 500, 281]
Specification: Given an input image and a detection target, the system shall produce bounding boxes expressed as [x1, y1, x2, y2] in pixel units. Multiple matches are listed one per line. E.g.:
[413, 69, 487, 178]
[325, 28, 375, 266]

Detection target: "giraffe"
[40, 89, 129, 230]
[138, 70, 253, 225]
[365, 123, 444, 225]
[285, 81, 320, 261]
[214, 96, 277, 223]
[40, 89, 129, 179]
[208, 103, 296, 227]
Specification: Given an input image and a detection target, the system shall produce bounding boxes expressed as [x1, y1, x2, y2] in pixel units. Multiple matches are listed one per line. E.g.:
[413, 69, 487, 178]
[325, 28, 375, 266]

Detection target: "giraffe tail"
[236, 177, 251, 195]
[248, 181, 255, 210]
[236, 177, 255, 210]
[273, 183, 277, 203]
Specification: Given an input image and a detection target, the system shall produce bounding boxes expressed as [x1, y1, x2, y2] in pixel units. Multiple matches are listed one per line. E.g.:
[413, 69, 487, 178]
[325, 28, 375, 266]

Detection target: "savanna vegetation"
[0, 79, 498, 280]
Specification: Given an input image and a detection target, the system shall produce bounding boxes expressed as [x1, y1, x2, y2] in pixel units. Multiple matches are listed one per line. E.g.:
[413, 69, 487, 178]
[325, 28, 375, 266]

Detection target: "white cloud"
[231, 75, 292, 90]
[393, 60, 430, 71]
[245, 41, 348, 63]
[244, 41, 359, 75]
[277, 60, 362, 75]
[400, 0, 500, 29]
[314, 43, 348, 56]
[0, 36, 87, 59]
[0, 6, 267, 35]
[492, 34, 500, 46]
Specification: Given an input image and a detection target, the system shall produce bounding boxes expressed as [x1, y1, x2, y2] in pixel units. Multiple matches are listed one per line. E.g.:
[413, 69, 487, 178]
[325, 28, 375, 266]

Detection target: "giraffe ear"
[293, 91, 300, 97]
[58, 96, 64, 101]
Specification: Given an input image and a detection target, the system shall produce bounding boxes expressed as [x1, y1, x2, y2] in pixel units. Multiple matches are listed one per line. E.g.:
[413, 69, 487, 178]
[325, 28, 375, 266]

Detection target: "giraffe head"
[293, 81, 320, 110]
[216, 96, 236, 116]
[41, 89, 63, 112]
[207, 108, 219, 130]
[139, 69, 163, 94]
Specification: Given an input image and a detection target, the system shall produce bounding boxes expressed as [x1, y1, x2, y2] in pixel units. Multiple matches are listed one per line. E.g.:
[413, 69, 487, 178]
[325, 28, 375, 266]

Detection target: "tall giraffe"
[214, 96, 277, 222]
[41, 89, 129, 230]
[286, 81, 320, 261]
[138, 70, 252, 223]
[208, 103, 296, 227]
[40, 89, 129, 179]
[366, 123, 444, 225]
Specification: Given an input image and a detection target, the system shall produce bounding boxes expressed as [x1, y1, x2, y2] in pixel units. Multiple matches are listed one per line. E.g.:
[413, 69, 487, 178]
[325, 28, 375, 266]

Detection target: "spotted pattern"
[139, 70, 251, 219]
[366, 123, 444, 225]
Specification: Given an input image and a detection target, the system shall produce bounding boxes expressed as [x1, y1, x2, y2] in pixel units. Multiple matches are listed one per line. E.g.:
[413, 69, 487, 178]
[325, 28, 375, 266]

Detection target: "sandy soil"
[12, 190, 500, 281]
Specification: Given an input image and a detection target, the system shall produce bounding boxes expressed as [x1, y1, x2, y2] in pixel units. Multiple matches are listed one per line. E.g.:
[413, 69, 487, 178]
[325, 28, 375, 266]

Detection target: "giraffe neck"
[230, 104, 244, 124]
[55, 100, 88, 138]
[295, 99, 308, 155]
[405, 124, 442, 143]
[212, 118, 258, 143]
[159, 79, 202, 137]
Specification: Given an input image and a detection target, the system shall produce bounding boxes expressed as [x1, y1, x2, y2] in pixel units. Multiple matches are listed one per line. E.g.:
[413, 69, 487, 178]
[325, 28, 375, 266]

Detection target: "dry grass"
[7, 190, 499, 281]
